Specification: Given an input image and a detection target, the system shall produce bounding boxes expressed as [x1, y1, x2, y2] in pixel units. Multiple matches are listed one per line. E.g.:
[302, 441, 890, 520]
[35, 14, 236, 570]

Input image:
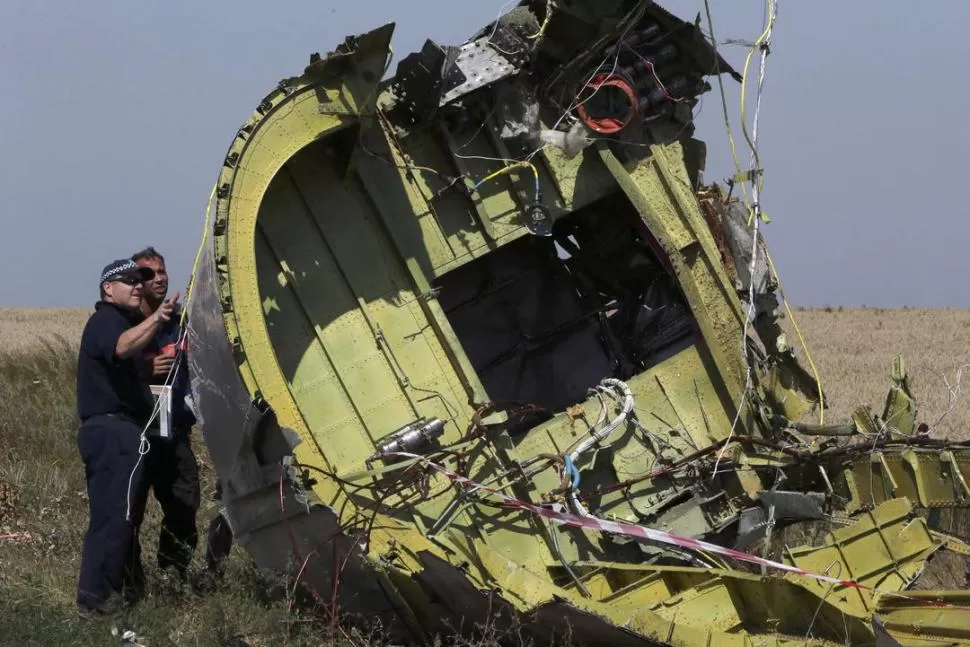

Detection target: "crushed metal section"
[783, 499, 944, 616]
[191, 1, 970, 645]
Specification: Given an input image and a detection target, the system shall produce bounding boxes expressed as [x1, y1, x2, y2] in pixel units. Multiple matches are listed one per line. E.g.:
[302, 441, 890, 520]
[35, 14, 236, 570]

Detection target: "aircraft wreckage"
[185, 1, 970, 644]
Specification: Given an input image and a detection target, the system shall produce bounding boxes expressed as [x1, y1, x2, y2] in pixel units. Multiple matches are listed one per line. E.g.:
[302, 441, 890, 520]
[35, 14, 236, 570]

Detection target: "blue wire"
[564, 456, 580, 489]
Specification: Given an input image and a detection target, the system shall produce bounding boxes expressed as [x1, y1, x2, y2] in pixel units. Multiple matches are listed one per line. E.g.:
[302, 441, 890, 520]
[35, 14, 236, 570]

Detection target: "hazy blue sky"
[1, 1, 967, 308]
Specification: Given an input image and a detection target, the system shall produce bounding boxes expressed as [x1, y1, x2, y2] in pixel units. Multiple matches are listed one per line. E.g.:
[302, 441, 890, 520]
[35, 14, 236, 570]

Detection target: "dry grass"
[5, 307, 967, 434]
[0, 307, 92, 352]
[0, 307, 968, 645]
[789, 307, 970, 439]
[0, 322, 356, 646]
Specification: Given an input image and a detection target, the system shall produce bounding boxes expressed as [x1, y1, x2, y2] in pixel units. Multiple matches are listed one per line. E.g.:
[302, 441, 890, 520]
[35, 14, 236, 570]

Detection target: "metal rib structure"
[186, 3, 970, 644]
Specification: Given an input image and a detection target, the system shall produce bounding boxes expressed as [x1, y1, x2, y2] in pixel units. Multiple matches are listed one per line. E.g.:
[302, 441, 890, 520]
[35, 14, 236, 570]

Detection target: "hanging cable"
[766, 249, 825, 421]
[703, 1, 825, 461]
[703, 0, 749, 209]
[738, 1, 775, 215]
[125, 334, 182, 521]
[737, 0, 826, 422]
[710, 0, 774, 474]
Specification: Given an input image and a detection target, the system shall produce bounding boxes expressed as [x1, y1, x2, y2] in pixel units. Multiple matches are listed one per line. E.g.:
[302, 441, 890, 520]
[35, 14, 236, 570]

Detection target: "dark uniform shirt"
[142, 304, 196, 432]
[76, 301, 155, 425]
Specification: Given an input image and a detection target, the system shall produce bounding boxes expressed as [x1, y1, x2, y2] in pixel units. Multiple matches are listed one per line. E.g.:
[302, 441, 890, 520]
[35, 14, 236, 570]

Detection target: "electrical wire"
[484, 0, 521, 45]
[180, 183, 216, 328]
[541, 0, 648, 106]
[706, 0, 825, 428]
[568, 380, 634, 465]
[622, 44, 684, 104]
[552, 42, 625, 132]
[738, 2, 774, 212]
[705, 1, 769, 476]
[470, 160, 541, 201]
[452, 14, 632, 167]
[548, 517, 592, 597]
[741, 1, 825, 422]
[361, 108, 449, 185]
[703, 0, 748, 207]
[527, 0, 553, 41]
[702, 1, 824, 469]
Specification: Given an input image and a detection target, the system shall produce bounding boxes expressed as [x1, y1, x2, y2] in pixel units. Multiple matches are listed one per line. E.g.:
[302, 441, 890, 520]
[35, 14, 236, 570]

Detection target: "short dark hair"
[132, 246, 165, 265]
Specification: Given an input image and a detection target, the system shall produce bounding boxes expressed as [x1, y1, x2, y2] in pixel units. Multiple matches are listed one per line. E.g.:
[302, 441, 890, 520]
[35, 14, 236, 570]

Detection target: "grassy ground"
[0, 337, 361, 646]
[1, 308, 968, 646]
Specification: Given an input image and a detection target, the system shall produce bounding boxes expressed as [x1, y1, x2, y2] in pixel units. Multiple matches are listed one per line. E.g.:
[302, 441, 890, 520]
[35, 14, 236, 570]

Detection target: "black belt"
[83, 412, 144, 427]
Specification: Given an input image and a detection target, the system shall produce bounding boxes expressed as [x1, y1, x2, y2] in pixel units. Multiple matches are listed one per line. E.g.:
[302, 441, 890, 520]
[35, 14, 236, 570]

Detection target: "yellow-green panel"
[254, 227, 366, 465]
[198, 9, 970, 647]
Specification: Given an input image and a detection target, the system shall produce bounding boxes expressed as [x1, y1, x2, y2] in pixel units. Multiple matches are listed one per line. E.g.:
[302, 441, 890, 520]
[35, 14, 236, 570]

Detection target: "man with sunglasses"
[131, 247, 200, 582]
[75, 259, 177, 617]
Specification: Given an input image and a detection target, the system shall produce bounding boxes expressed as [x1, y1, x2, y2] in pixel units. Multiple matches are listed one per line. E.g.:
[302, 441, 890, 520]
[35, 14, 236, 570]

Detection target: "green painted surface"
[202, 6, 970, 646]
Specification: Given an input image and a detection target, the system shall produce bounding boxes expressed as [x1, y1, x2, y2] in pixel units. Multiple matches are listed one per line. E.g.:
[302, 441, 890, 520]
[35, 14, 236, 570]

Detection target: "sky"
[1, 1, 967, 308]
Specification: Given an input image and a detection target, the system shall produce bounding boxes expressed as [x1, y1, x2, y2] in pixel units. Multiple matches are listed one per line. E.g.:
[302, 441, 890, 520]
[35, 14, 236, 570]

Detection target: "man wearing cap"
[75, 259, 178, 616]
[131, 246, 200, 580]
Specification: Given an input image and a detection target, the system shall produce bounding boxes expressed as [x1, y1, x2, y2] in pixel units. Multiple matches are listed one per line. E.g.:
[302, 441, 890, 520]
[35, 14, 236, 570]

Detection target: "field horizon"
[5, 305, 968, 432]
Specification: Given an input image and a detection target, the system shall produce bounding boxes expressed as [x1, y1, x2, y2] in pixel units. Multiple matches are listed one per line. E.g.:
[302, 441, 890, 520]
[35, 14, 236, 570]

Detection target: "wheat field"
[0, 307, 92, 352]
[6, 306, 968, 436]
[788, 307, 970, 439]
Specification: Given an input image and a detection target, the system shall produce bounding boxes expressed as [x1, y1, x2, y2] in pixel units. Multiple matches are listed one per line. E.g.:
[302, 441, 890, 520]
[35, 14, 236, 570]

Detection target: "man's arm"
[116, 315, 162, 360]
[116, 293, 179, 359]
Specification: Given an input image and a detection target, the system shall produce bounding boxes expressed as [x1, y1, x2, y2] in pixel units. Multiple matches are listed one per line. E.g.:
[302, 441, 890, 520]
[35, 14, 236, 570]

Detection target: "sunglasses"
[109, 275, 144, 286]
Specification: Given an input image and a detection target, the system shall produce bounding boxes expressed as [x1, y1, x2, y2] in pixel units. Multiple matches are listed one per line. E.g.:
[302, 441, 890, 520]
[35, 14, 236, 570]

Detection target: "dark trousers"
[76, 415, 149, 610]
[146, 430, 200, 576]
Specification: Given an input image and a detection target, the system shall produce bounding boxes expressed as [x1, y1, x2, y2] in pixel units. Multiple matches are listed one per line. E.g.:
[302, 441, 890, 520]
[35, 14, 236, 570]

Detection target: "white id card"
[149, 384, 172, 438]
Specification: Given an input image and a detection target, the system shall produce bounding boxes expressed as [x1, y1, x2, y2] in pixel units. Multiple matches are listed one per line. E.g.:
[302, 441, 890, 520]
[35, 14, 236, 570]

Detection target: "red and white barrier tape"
[387, 452, 970, 611]
[389, 452, 857, 586]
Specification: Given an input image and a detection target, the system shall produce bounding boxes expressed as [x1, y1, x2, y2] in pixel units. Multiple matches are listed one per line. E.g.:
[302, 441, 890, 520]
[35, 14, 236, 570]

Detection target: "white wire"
[484, 0, 520, 43]
[124, 325, 187, 521]
[568, 491, 594, 518]
[569, 379, 634, 464]
[713, 0, 776, 476]
[564, 380, 634, 518]
[929, 363, 970, 433]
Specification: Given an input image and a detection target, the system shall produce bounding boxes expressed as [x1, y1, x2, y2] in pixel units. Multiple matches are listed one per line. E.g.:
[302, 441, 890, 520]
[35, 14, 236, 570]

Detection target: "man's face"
[136, 256, 168, 302]
[102, 275, 145, 310]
